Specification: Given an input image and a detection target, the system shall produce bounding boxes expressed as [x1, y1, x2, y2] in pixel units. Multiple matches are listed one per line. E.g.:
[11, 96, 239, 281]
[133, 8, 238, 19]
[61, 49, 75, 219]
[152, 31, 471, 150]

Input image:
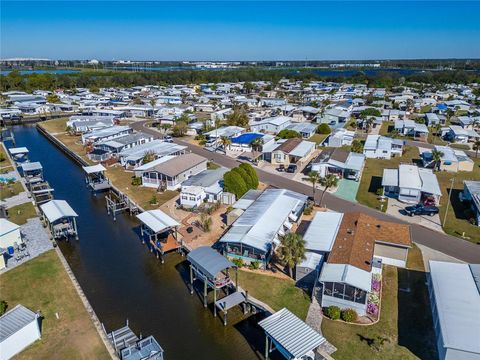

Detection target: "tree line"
[2, 68, 480, 93]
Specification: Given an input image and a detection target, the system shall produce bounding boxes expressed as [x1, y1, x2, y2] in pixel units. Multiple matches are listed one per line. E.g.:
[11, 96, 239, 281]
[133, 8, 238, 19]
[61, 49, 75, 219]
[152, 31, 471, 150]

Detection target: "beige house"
[270, 138, 316, 167]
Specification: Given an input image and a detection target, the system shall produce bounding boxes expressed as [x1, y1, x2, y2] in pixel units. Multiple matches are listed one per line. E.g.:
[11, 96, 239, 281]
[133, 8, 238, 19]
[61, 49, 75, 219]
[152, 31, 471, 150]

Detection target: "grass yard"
[0, 250, 110, 360]
[427, 132, 447, 146]
[207, 161, 221, 170]
[322, 261, 437, 360]
[308, 133, 329, 146]
[40, 118, 68, 134]
[356, 146, 419, 211]
[105, 166, 177, 210]
[379, 121, 394, 136]
[238, 270, 311, 320]
[436, 157, 480, 244]
[0, 181, 25, 200]
[7, 202, 37, 225]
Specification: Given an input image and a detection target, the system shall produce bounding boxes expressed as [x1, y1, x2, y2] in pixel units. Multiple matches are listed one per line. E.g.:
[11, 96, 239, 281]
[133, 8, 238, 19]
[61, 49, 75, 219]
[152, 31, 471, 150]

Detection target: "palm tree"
[220, 136, 231, 153]
[278, 233, 306, 278]
[318, 174, 339, 207]
[149, 99, 156, 119]
[433, 123, 442, 145]
[365, 117, 375, 133]
[251, 137, 264, 152]
[431, 149, 444, 171]
[306, 171, 320, 201]
[473, 140, 480, 158]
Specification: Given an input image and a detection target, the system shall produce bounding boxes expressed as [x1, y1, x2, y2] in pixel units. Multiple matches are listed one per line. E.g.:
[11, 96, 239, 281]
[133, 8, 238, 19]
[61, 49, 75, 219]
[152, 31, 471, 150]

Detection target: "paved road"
[132, 120, 480, 263]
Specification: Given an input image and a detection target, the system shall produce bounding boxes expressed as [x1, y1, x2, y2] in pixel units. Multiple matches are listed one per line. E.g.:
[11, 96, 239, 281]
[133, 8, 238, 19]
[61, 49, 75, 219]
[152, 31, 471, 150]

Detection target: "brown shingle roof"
[327, 212, 411, 272]
[151, 153, 207, 177]
[275, 138, 303, 154]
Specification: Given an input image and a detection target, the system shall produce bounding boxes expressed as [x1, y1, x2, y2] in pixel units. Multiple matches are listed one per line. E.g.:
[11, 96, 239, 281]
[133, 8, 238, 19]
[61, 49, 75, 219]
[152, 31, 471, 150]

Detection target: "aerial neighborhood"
[1, 63, 480, 360]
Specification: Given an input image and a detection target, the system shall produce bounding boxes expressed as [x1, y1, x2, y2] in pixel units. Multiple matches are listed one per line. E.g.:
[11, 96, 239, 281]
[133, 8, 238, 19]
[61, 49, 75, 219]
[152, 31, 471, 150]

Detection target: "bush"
[341, 308, 358, 323]
[351, 139, 364, 153]
[325, 305, 341, 320]
[316, 123, 331, 134]
[239, 163, 259, 189]
[149, 194, 158, 205]
[303, 205, 313, 215]
[223, 170, 248, 199]
[250, 260, 261, 270]
[277, 129, 301, 139]
[367, 303, 379, 316]
[232, 258, 244, 268]
[131, 177, 142, 186]
[0, 300, 7, 315]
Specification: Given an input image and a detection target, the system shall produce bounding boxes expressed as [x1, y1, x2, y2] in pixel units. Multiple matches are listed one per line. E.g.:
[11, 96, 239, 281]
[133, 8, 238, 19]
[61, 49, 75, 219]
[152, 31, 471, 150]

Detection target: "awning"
[82, 164, 106, 174]
[136, 210, 179, 233]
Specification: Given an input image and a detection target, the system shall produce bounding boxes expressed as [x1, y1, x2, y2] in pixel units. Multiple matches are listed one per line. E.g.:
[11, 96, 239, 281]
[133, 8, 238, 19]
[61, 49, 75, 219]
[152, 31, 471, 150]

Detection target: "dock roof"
[82, 164, 106, 174]
[40, 200, 78, 223]
[187, 246, 235, 279]
[21, 161, 42, 172]
[136, 210, 179, 233]
[258, 308, 325, 359]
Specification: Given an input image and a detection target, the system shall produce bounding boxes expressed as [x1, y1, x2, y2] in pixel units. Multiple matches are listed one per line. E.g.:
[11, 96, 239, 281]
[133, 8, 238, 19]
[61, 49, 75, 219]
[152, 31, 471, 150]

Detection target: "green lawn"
[207, 161, 221, 170]
[0, 250, 110, 360]
[356, 146, 419, 211]
[238, 270, 311, 320]
[436, 157, 480, 244]
[0, 181, 24, 200]
[308, 133, 329, 146]
[427, 132, 447, 145]
[322, 261, 437, 360]
[7, 202, 38, 225]
[379, 121, 394, 136]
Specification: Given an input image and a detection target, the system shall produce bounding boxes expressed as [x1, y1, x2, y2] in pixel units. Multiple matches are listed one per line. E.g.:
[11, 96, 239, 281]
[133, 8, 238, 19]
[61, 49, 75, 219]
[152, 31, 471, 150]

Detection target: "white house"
[382, 164, 442, 204]
[311, 149, 365, 181]
[363, 135, 403, 159]
[81, 125, 132, 145]
[284, 122, 317, 139]
[327, 128, 355, 147]
[250, 116, 292, 134]
[442, 125, 479, 144]
[427, 261, 480, 360]
[180, 167, 228, 208]
[394, 119, 429, 140]
[0, 305, 41, 360]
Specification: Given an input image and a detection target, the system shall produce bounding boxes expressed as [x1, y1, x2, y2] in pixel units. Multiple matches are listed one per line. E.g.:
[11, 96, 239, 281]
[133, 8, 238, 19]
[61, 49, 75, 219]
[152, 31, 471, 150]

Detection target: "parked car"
[286, 164, 297, 173]
[404, 204, 439, 217]
[163, 135, 173, 143]
[276, 165, 285, 172]
[423, 197, 436, 206]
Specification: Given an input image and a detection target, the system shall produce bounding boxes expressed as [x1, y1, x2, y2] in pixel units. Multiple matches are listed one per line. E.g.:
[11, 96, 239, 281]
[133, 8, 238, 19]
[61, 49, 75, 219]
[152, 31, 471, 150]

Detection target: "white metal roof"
[187, 246, 235, 280]
[21, 161, 42, 172]
[298, 251, 324, 270]
[344, 153, 365, 171]
[8, 147, 29, 155]
[303, 212, 343, 252]
[399, 164, 422, 190]
[319, 263, 372, 292]
[0, 304, 38, 342]
[418, 168, 442, 196]
[0, 218, 20, 237]
[40, 200, 78, 223]
[429, 261, 480, 355]
[289, 140, 315, 158]
[134, 155, 175, 171]
[136, 210, 179, 233]
[382, 169, 398, 187]
[82, 164, 106, 174]
[258, 308, 325, 359]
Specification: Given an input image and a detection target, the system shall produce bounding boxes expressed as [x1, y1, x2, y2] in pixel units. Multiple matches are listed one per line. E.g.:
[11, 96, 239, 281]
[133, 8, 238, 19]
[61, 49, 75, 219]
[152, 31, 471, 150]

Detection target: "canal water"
[7, 125, 276, 360]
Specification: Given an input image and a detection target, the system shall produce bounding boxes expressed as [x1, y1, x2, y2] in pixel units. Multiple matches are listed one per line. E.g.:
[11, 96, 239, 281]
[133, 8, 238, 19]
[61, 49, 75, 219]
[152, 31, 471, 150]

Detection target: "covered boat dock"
[82, 164, 111, 192]
[20, 161, 44, 188]
[258, 308, 326, 360]
[8, 147, 29, 165]
[136, 210, 180, 263]
[40, 199, 79, 240]
[187, 246, 240, 319]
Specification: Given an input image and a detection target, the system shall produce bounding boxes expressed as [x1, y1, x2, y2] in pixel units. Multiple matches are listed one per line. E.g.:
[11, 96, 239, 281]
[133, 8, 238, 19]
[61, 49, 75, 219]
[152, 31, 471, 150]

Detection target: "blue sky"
[1, 1, 479, 60]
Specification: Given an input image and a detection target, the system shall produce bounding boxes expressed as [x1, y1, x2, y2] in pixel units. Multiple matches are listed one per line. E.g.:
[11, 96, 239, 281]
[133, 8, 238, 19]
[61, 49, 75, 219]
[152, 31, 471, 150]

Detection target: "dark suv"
[286, 164, 297, 173]
[404, 204, 439, 217]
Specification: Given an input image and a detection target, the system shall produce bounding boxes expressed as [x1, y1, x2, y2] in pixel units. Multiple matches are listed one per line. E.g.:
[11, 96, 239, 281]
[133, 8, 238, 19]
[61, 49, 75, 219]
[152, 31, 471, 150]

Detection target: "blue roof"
[231, 133, 263, 144]
[437, 103, 447, 110]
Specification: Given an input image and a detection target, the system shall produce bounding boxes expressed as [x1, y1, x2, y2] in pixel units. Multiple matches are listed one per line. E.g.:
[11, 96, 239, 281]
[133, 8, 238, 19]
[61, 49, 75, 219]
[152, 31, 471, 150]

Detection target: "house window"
[333, 283, 345, 299]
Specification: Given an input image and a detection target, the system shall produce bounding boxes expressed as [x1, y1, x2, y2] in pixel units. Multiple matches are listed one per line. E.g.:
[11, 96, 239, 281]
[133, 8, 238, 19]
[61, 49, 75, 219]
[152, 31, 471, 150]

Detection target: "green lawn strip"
[356, 146, 419, 211]
[7, 202, 38, 225]
[0, 250, 110, 360]
[436, 157, 480, 244]
[0, 181, 25, 200]
[40, 118, 68, 133]
[238, 269, 310, 320]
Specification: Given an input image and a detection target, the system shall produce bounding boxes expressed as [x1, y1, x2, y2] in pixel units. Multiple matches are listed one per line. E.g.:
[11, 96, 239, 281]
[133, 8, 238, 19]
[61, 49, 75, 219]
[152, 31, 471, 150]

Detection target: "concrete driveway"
[386, 197, 444, 233]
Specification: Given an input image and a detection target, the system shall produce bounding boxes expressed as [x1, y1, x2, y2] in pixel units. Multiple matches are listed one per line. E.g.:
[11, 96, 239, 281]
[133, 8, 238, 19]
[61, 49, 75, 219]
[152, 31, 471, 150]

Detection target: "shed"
[0, 304, 41, 360]
[295, 252, 324, 283]
[258, 308, 326, 360]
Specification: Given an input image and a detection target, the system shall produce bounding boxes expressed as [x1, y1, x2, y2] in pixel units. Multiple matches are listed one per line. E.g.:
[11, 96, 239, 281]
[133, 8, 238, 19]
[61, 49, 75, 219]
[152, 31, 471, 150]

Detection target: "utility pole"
[443, 177, 455, 227]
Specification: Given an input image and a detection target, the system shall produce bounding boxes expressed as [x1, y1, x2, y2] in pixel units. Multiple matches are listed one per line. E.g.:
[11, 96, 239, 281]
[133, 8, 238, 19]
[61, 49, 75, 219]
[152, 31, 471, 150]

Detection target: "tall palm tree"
[278, 233, 306, 278]
[473, 140, 480, 158]
[251, 137, 264, 152]
[433, 123, 442, 145]
[431, 149, 444, 171]
[306, 171, 320, 201]
[149, 98, 156, 119]
[365, 117, 375, 133]
[318, 174, 339, 207]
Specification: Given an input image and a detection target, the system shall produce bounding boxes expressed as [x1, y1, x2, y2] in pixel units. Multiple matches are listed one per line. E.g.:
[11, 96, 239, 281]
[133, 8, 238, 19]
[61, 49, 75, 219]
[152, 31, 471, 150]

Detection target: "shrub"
[316, 123, 331, 134]
[277, 129, 301, 139]
[199, 213, 212, 232]
[239, 163, 259, 189]
[367, 303, 379, 316]
[325, 305, 341, 320]
[351, 139, 364, 153]
[303, 205, 313, 216]
[232, 258, 244, 268]
[372, 279, 381, 292]
[223, 170, 248, 199]
[341, 308, 358, 323]
[131, 177, 142, 186]
[0, 300, 7, 315]
[369, 293, 380, 305]
[250, 260, 261, 270]
[149, 194, 158, 205]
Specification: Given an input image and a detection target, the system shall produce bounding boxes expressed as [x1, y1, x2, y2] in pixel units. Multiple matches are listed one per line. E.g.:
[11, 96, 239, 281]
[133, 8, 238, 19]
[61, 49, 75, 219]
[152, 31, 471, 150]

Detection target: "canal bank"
[8, 125, 272, 360]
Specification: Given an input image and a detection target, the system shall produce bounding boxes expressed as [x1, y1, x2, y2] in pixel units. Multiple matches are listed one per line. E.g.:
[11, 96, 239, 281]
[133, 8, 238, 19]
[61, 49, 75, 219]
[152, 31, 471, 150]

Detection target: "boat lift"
[82, 164, 111, 193]
[40, 199, 79, 240]
[30, 181, 54, 205]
